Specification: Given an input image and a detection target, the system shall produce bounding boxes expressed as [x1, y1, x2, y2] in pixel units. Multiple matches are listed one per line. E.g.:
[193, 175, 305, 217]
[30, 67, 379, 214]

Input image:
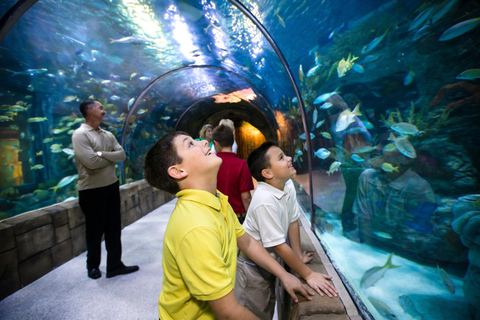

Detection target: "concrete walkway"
[0, 199, 177, 320]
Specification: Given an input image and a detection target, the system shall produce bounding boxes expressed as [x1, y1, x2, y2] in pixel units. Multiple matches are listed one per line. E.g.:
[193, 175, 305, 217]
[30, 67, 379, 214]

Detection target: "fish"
[314, 90, 339, 105]
[382, 143, 397, 152]
[63, 197, 78, 202]
[291, 97, 298, 103]
[139, 76, 151, 81]
[110, 95, 121, 101]
[299, 132, 315, 140]
[351, 154, 364, 162]
[49, 174, 78, 194]
[43, 138, 53, 143]
[352, 64, 364, 73]
[137, 109, 148, 114]
[320, 132, 332, 139]
[160, 116, 171, 121]
[110, 36, 151, 44]
[336, 104, 361, 132]
[327, 161, 342, 176]
[274, 9, 286, 28]
[31, 164, 44, 170]
[316, 120, 325, 128]
[337, 53, 358, 77]
[363, 54, 380, 63]
[53, 127, 70, 134]
[404, 70, 415, 85]
[62, 148, 75, 156]
[437, 264, 455, 294]
[299, 64, 304, 82]
[355, 146, 377, 153]
[313, 109, 318, 124]
[306, 65, 321, 77]
[390, 122, 421, 135]
[314, 148, 331, 160]
[320, 102, 333, 109]
[27, 117, 48, 123]
[431, 0, 459, 24]
[130, 73, 137, 80]
[399, 295, 424, 319]
[10, 68, 48, 76]
[63, 95, 79, 103]
[373, 231, 393, 239]
[388, 133, 417, 159]
[362, 29, 389, 54]
[360, 253, 400, 288]
[456, 69, 480, 80]
[409, 7, 435, 31]
[0, 116, 13, 122]
[368, 297, 397, 320]
[56, 32, 85, 46]
[381, 162, 399, 173]
[36, 151, 43, 156]
[439, 17, 480, 41]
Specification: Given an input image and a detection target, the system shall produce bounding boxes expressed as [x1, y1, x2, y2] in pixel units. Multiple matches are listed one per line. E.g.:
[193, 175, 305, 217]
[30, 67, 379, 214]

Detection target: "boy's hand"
[304, 272, 338, 298]
[302, 251, 314, 264]
[280, 272, 315, 303]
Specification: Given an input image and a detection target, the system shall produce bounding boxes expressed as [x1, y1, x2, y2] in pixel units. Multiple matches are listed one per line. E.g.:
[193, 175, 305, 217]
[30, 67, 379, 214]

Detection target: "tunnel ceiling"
[0, 0, 393, 129]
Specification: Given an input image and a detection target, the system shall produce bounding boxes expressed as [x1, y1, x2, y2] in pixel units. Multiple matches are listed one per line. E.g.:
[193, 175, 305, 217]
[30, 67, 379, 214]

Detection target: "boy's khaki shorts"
[235, 255, 276, 319]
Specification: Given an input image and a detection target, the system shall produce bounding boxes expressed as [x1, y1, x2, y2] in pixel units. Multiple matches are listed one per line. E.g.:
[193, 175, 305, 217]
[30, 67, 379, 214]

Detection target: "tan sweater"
[72, 123, 126, 191]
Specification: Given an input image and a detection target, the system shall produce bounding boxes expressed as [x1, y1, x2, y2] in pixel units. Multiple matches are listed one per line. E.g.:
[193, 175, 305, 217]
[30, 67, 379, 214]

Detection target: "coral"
[430, 81, 480, 111]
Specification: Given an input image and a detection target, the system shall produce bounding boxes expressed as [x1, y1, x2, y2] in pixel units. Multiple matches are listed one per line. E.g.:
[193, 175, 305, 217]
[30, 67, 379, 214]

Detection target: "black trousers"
[79, 181, 122, 272]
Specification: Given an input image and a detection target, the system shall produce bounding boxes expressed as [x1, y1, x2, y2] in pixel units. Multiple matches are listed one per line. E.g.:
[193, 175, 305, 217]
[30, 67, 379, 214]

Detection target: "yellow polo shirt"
[159, 189, 245, 320]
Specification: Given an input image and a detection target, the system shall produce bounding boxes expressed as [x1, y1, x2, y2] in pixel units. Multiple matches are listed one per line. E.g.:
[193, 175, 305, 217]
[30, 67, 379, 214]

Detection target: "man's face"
[265, 146, 296, 181]
[88, 101, 106, 122]
[173, 134, 222, 176]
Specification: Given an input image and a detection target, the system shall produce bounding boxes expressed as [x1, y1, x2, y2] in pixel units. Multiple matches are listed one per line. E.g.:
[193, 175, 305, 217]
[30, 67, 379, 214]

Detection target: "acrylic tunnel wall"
[1, 0, 480, 319]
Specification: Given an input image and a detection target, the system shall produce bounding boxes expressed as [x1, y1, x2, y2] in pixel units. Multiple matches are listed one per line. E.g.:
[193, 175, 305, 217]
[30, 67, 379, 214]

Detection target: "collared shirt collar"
[176, 189, 222, 211]
[257, 181, 286, 200]
[81, 123, 105, 133]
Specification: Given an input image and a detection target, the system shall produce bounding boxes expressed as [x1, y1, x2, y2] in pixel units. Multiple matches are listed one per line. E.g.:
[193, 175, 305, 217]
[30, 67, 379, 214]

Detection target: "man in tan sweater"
[72, 99, 139, 280]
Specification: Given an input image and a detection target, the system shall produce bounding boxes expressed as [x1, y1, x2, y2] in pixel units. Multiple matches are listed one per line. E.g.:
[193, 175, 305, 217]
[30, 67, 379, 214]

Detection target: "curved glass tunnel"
[1, 0, 480, 319]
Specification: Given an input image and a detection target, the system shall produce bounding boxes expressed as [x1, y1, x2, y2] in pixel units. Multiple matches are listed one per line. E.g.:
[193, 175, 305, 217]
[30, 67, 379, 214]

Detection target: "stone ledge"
[0, 180, 166, 301]
[285, 214, 360, 320]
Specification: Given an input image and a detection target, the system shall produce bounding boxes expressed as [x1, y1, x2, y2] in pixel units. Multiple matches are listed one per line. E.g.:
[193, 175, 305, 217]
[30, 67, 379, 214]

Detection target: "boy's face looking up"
[169, 134, 222, 180]
[263, 146, 296, 182]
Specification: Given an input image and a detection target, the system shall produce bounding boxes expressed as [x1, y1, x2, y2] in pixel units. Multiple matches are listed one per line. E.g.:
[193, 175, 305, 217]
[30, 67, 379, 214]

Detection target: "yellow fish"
[27, 117, 47, 123]
[321, 132, 332, 139]
[381, 162, 399, 173]
[43, 138, 53, 143]
[36, 151, 43, 156]
[337, 53, 358, 77]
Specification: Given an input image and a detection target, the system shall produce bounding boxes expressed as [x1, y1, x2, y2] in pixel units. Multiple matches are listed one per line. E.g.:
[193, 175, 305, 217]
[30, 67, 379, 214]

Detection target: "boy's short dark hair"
[247, 141, 278, 182]
[212, 125, 234, 148]
[145, 131, 188, 194]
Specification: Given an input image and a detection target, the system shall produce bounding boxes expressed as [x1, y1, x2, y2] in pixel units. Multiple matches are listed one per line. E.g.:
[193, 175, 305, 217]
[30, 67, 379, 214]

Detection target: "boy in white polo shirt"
[236, 142, 338, 319]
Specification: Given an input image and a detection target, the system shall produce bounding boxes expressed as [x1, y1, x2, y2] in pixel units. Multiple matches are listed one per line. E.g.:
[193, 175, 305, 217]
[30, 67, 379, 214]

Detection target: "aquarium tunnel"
[1, 0, 480, 318]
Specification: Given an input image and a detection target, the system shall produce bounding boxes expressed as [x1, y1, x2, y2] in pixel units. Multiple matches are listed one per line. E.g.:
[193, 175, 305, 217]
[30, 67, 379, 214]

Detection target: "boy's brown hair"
[212, 125, 234, 149]
[247, 141, 278, 182]
[145, 131, 188, 194]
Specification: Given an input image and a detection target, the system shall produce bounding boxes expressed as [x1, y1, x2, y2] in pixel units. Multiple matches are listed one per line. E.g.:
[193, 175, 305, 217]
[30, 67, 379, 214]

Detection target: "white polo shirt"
[243, 179, 300, 258]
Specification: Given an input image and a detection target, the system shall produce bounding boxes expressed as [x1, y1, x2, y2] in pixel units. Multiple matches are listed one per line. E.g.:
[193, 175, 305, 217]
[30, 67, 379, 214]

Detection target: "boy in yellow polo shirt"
[145, 131, 314, 320]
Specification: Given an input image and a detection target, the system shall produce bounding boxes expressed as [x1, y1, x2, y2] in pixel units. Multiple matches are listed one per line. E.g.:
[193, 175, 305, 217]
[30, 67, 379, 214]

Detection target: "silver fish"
[50, 174, 78, 194]
[399, 295, 424, 319]
[360, 253, 400, 288]
[314, 148, 330, 159]
[390, 122, 420, 135]
[437, 264, 455, 294]
[368, 297, 397, 320]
